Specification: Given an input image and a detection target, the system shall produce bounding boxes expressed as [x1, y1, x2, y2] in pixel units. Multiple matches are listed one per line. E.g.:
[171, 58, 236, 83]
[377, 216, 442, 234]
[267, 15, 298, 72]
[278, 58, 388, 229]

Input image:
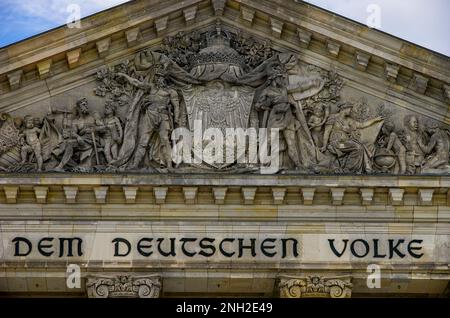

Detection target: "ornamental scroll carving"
[86, 274, 161, 298]
[278, 275, 352, 298]
[0, 23, 448, 175]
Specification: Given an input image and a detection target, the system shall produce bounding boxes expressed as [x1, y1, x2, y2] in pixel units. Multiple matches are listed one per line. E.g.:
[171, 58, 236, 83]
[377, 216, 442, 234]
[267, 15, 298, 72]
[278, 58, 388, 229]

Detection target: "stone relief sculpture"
[0, 23, 448, 175]
[320, 101, 384, 174]
[86, 274, 161, 298]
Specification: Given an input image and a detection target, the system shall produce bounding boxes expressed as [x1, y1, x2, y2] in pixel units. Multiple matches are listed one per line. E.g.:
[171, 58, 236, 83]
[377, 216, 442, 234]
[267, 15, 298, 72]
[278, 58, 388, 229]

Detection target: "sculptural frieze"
[0, 23, 448, 175]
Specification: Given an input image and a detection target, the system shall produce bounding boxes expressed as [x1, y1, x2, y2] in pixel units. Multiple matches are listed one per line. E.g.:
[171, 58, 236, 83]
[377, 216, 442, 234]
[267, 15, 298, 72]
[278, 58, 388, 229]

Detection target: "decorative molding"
[153, 187, 168, 204]
[125, 27, 140, 47]
[7, 70, 23, 90]
[359, 188, 374, 205]
[297, 28, 312, 48]
[272, 187, 286, 205]
[183, 187, 198, 204]
[63, 186, 78, 204]
[278, 275, 352, 298]
[241, 6, 255, 26]
[242, 187, 257, 205]
[409, 73, 429, 94]
[384, 62, 400, 82]
[86, 274, 161, 298]
[443, 84, 450, 103]
[96, 38, 111, 58]
[212, 0, 225, 16]
[3, 186, 19, 204]
[36, 59, 52, 79]
[355, 51, 370, 71]
[301, 188, 316, 205]
[94, 186, 109, 204]
[155, 16, 169, 35]
[183, 6, 197, 25]
[389, 188, 405, 205]
[330, 188, 345, 205]
[418, 188, 434, 206]
[123, 186, 138, 204]
[213, 187, 228, 204]
[270, 17, 284, 38]
[34, 186, 48, 204]
[326, 40, 340, 58]
[66, 48, 81, 69]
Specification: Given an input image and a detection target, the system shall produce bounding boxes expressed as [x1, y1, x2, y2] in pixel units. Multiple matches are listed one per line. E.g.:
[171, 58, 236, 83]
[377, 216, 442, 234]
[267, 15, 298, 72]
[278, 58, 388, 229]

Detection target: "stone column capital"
[86, 273, 162, 298]
[278, 275, 352, 298]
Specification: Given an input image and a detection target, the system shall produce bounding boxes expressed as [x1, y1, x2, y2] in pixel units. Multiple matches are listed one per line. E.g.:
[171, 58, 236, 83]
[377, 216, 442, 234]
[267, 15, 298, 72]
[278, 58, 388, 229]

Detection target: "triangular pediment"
[0, 0, 448, 175]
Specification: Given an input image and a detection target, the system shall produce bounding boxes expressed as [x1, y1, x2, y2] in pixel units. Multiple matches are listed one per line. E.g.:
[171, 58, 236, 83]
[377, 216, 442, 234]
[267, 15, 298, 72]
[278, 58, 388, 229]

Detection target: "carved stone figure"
[116, 71, 179, 170]
[20, 116, 43, 171]
[256, 70, 303, 168]
[400, 115, 427, 174]
[103, 101, 123, 163]
[421, 121, 450, 172]
[0, 25, 447, 176]
[377, 120, 407, 174]
[52, 98, 104, 171]
[321, 101, 384, 174]
[307, 104, 329, 148]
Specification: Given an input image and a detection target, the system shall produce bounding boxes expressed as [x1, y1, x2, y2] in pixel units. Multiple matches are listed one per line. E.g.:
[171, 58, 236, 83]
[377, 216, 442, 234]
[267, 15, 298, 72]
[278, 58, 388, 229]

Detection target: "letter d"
[112, 238, 131, 257]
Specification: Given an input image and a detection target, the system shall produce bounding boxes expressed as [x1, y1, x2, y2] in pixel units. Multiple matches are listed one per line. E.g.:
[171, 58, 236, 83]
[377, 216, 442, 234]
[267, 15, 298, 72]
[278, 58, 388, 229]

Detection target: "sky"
[0, 0, 448, 56]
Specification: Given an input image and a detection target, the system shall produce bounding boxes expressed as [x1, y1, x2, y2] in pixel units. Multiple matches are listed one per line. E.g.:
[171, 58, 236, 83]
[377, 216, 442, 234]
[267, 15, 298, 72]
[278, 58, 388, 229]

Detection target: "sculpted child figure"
[20, 115, 43, 171]
[103, 101, 123, 163]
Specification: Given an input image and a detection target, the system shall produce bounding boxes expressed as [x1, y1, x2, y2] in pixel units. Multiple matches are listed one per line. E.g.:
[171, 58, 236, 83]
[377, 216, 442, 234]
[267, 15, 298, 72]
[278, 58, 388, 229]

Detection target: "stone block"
[183, 187, 198, 204]
[272, 187, 286, 205]
[123, 186, 138, 204]
[242, 187, 257, 205]
[93, 186, 109, 204]
[34, 186, 48, 204]
[3, 186, 19, 203]
[183, 6, 197, 25]
[7, 69, 23, 90]
[213, 187, 228, 204]
[301, 187, 316, 205]
[36, 59, 52, 78]
[153, 187, 168, 204]
[96, 38, 111, 57]
[389, 188, 404, 205]
[66, 48, 81, 69]
[270, 17, 284, 38]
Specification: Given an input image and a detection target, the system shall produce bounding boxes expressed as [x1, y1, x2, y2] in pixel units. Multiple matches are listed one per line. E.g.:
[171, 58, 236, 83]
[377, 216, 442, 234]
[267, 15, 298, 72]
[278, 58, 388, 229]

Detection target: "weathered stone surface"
[279, 275, 352, 298]
[36, 59, 52, 79]
[86, 274, 161, 298]
[0, 0, 448, 299]
[66, 48, 81, 69]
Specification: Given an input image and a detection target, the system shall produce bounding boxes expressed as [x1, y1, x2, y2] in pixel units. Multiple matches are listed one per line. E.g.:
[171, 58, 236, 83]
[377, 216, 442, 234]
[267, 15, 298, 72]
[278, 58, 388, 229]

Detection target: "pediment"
[0, 0, 448, 175]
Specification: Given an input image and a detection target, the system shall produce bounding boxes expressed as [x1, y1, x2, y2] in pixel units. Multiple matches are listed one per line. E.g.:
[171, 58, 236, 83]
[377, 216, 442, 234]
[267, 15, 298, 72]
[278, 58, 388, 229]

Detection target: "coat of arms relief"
[0, 23, 448, 175]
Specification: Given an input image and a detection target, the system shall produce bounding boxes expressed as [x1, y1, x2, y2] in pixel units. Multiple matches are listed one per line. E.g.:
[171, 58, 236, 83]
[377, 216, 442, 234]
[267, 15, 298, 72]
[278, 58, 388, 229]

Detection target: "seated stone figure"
[421, 121, 450, 173]
[321, 101, 384, 174]
[52, 98, 105, 171]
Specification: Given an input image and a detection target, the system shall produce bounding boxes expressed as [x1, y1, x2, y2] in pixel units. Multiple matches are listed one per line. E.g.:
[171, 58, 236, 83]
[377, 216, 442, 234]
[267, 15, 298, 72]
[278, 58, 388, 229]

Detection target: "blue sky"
[0, 0, 449, 56]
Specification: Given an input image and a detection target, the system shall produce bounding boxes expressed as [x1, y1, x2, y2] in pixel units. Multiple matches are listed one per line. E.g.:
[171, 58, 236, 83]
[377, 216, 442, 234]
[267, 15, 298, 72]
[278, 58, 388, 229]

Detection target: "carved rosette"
[278, 275, 352, 298]
[86, 274, 162, 298]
